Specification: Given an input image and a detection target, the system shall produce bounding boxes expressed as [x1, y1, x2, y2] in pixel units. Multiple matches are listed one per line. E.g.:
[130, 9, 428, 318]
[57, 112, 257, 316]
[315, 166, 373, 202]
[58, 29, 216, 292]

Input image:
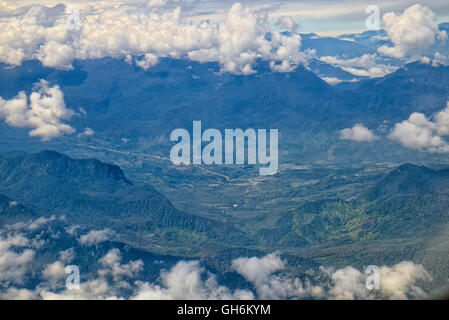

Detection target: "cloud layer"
[320, 54, 398, 79]
[0, 218, 433, 300]
[0, 2, 310, 75]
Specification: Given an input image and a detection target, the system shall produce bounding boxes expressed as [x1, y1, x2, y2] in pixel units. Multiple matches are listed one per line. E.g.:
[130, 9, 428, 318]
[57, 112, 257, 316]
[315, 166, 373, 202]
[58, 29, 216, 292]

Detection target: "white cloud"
[389, 102, 449, 153]
[133, 260, 254, 300]
[320, 77, 359, 85]
[147, 0, 169, 8]
[0, 80, 75, 140]
[0, 231, 434, 301]
[134, 53, 159, 71]
[5, 215, 58, 233]
[231, 252, 430, 300]
[340, 124, 376, 142]
[40, 278, 116, 300]
[65, 225, 81, 236]
[328, 266, 368, 299]
[0, 287, 38, 300]
[232, 252, 324, 299]
[378, 4, 448, 60]
[379, 262, 430, 300]
[41, 248, 143, 300]
[320, 54, 398, 78]
[339, 37, 356, 43]
[98, 249, 143, 283]
[187, 3, 308, 74]
[59, 247, 75, 264]
[27, 216, 56, 231]
[321, 77, 344, 85]
[0, 234, 35, 285]
[38, 41, 74, 70]
[78, 229, 112, 246]
[276, 16, 299, 33]
[0, 219, 435, 300]
[326, 261, 430, 300]
[78, 127, 94, 137]
[432, 52, 448, 67]
[0, 3, 311, 75]
[42, 261, 66, 281]
[41, 250, 252, 300]
[232, 252, 284, 285]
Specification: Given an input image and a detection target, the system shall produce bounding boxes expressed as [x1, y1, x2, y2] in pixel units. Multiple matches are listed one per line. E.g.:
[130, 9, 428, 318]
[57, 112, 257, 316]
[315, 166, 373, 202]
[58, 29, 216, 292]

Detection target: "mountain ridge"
[0, 150, 254, 252]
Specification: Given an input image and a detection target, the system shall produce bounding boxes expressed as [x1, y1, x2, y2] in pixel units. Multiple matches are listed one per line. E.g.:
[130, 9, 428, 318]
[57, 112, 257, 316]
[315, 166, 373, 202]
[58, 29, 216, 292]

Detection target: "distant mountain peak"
[389, 163, 435, 176]
[1, 150, 132, 186]
[367, 163, 441, 200]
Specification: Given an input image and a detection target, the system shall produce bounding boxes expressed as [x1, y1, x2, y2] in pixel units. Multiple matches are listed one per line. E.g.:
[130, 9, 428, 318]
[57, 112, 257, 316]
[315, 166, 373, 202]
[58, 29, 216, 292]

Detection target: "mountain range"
[0, 149, 448, 287]
[1, 22, 449, 297]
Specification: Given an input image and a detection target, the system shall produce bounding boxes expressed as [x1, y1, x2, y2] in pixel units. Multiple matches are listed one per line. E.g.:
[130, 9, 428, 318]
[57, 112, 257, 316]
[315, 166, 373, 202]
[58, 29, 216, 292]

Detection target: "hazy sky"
[1, 0, 448, 35]
[188, 0, 449, 35]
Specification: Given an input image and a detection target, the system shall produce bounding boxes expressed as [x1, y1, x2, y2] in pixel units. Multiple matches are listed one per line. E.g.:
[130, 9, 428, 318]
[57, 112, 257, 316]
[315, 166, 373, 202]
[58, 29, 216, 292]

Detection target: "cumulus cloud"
[432, 52, 449, 67]
[40, 278, 116, 300]
[379, 262, 430, 299]
[133, 260, 254, 300]
[231, 252, 431, 300]
[98, 249, 143, 284]
[340, 124, 377, 142]
[328, 266, 368, 299]
[232, 252, 324, 299]
[276, 16, 300, 33]
[0, 80, 75, 140]
[42, 249, 143, 299]
[39, 250, 249, 300]
[187, 3, 308, 74]
[58, 247, 75, 264]
[38, 41, 74, 70]
[378, 4, 448, 60]
[0, 2, 310, 74]
[42, 261, 66, 281]
[0, 287, 38, 300]
[78, 127, 94, 137]
[0, 220, 123, 299]
[232, 252, 284, 284]
[320, 54, 398, 78]
[0, 234, 433, 300]
[34, 257, 432, 300]
[389, 102, 449, 153]
[0, 234, 35, 285]
[134, 53, 159, 71]
[78, 229, 112, 246]
[326, 262, 430, 300]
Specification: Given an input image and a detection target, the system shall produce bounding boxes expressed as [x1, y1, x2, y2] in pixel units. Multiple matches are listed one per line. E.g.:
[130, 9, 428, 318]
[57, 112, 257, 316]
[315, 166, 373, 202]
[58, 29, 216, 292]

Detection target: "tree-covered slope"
[0, 150, 254, 253]
[266, 164, 449, 247]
